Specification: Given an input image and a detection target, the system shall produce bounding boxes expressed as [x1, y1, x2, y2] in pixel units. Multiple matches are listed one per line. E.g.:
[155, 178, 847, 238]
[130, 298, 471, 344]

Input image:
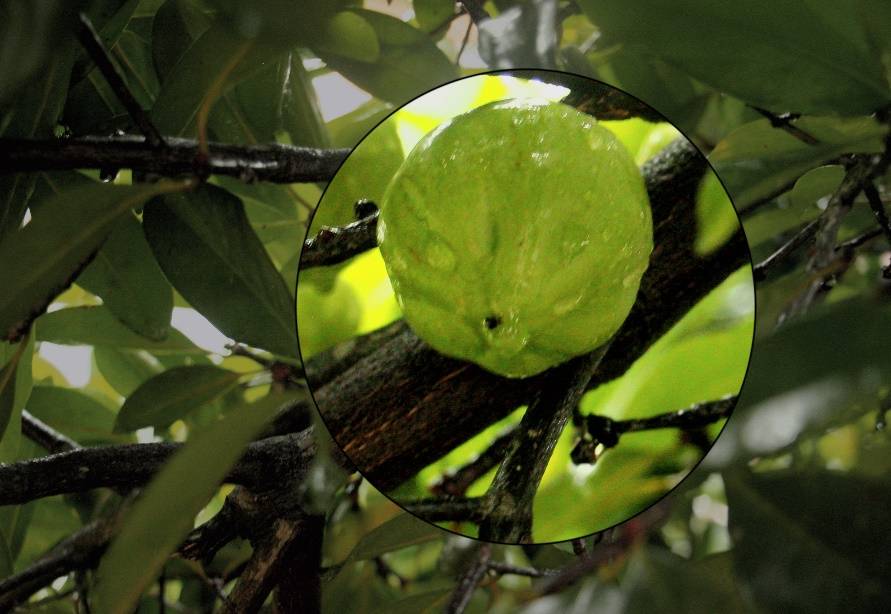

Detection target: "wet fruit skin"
[377, 98, 653, 378]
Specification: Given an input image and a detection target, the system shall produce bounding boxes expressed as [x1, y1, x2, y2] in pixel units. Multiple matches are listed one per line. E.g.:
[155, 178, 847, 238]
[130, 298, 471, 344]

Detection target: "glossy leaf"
[313, 9, 459, 106]
[579, 0, 891, 115]
[726, 469, 891, 612]
[36, 306, 202, 354]
[26, 385, 118, 445]
[0, 181, 185, 343]
[710, 117, 885, 209]
[92, 389, 296, 614]
[114, 365, 241, 432]
[143, 184, 298, 358]
[77, 212, 173, 341]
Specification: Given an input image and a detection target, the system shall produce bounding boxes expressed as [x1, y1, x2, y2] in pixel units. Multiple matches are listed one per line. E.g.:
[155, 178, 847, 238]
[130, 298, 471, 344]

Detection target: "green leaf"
[622, 548, 746, 613]
[0, 337, 34, 463]
[414, 0, 455, 33]
[0, 0, 81, 106]
[314, 11, 380, 62]
[26, 385, 118, 445]
[578, 0, 891, 115]
[114, 365, 242, 432]
[151, 0, 212, 82]
[143, 184, 298, 358]
[710, 117, 885, 210]
[313, 9, 459, 106]
[93, 347, 164, 397]
[150, 21, 279, 136]
[0, 181, 185, 342]
[369, 588, 452, 614]
[77, 212, 173, 341]
[92, 389, 296, 614]
[36, 306, 203, 354]
[348, 513, 443, 562]
[726, 469, 891, 612]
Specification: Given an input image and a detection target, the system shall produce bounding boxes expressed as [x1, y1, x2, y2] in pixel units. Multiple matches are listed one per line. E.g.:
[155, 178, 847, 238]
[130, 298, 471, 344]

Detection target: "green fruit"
[377, 99, 653, 378]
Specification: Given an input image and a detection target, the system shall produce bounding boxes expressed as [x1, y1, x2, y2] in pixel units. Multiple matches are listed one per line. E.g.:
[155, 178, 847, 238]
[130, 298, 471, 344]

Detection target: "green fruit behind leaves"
[297, 271, 361, 360]
[378, 99, 653, 378]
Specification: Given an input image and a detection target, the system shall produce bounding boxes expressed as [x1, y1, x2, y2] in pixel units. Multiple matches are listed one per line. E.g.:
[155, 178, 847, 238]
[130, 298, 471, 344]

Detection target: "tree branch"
[430, 426, 517, 497]
[21, 409, 80, 453]
[0, 431, 315, 506]
[479, 347, 609, 542]
[0, 136, 348, 183]
[749, 106, 819, 146]
[458, 0, 490, 24]
[400, 496, 488, 523]
[446, 543, 491, 614]
[300, 208, 380, 268]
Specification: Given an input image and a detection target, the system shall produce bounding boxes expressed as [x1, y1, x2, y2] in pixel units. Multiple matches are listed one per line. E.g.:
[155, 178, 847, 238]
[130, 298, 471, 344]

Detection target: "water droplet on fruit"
[553, 293, 583, 315]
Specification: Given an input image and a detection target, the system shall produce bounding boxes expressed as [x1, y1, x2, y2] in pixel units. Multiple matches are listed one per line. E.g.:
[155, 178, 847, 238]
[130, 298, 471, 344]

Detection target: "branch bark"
[0, 136, 348, 183]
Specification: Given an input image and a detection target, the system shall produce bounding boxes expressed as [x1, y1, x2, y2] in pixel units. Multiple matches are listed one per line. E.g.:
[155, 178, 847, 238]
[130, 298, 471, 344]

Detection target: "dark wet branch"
[479, 347, 609, 543]
[300, 208, 380, 268]
[749, 106, 819, 146]
[0, 135, 348, 183]
[21, 409, 80, 453]
[458, 0, 491, 24]
[0, 431, 315, 506]
[401, 496, 488, 523]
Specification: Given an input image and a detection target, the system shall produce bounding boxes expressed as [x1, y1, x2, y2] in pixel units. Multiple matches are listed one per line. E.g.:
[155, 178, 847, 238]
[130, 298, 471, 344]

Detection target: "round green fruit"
[377, 98, 653, 378]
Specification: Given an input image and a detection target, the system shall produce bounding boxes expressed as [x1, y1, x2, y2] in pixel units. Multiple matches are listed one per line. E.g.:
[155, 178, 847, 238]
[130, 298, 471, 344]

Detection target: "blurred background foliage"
[0, 0, 889, 612]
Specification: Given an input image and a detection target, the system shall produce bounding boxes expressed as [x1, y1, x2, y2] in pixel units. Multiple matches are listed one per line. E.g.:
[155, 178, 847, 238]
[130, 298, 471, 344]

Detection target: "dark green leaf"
[26, 385, 118, 445]
[0, 337, 34, 463]
[0, 181, 185, 342]
[93, 347, 164, 397]
[151, 0, 212, 82]
[622, 548, 746, 613]
[143, 184, 298, 358]
[414, 0, 455, 33]
[726, 469, 891, 612]
[578, 0, 891, 115]
[370, 588, 452, 614]
[150, 21, 280, 136]
[0, 0, 81, 106]
[92, 389, 297, 614]
[348, 513, 443, 562]
[710, 117, 885, 209]
[36, 306, 203, 354]
[77, 212, 173, 341]
[314, 9, 459, 106]
[114, 365, 242, 432]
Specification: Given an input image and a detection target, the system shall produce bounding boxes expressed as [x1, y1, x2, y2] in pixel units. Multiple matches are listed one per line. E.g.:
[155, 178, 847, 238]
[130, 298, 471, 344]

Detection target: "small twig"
[373, 556, 409, 589]
[487, 560, 558, 577]
[458, 0, 490, 24]
[400, 496, 488, 523]
[0, 136, 348, 183]
[430, 426, 517, 497]
[300, 208, 379, 268]
[77, 13, 164, 148]
[836, 227, 883, 252]
[752, 219, 820, 282]
[455, 16, 474, 66]
[21, 410, 81, 453]
[750, 106, 819, 146]
[863, 182, 891, 250]
[446, 543, 492, 614]
[479, 346, 610, 543]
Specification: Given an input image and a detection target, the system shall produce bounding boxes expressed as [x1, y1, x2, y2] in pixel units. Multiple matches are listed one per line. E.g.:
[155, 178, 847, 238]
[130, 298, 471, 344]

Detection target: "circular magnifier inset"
[296, 70, 755, 544]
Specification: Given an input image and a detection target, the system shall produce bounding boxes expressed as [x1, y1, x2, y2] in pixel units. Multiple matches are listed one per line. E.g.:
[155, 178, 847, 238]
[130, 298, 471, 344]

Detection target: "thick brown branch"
[0, 431, 315, 506]
[0, 136, 348, 183]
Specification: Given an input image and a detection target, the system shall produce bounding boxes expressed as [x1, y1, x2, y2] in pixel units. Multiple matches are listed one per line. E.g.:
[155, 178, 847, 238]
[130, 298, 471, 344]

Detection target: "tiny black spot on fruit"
[484, 315, 502, 330]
